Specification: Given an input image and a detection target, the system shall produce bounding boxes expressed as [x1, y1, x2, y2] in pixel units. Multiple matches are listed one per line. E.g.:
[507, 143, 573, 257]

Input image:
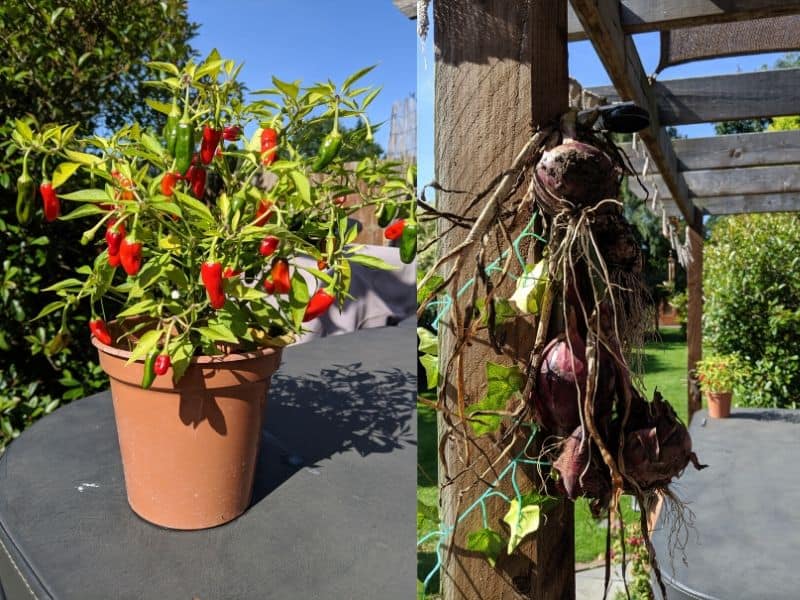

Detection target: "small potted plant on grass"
[696, 354, 741, 418]
[8, 50, 415, 529]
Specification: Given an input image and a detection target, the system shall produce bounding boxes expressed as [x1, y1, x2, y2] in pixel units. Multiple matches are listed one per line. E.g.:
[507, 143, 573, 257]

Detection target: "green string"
[419, 210, 551, 594]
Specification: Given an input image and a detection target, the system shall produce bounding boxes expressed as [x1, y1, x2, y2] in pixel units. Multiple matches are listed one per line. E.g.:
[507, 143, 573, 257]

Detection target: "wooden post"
[687, 223, 704, 419]
[435, 1, 573, 598]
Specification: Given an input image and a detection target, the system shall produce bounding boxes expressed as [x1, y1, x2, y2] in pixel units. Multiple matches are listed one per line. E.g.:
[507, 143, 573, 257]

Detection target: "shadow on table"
[252, 362, 415, 501]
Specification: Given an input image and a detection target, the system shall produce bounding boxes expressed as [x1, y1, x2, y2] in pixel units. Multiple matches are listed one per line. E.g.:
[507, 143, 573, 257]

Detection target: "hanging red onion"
[553, 425, 611, 502]
[535, 140, 621, 214]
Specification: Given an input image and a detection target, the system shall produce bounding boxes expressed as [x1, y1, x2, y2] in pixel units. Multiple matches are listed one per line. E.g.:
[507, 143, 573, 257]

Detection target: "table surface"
[651, 408, 800, 600]
[0, 324, 416, 600]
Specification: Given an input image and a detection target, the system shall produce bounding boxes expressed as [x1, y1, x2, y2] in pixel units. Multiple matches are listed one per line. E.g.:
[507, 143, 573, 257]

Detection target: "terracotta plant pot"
[92, 328, 282, 530]
[706, 390, 732, 419]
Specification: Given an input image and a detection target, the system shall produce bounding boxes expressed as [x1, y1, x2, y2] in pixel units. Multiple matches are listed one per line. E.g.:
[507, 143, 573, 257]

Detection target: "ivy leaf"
[419, 354, 438, 390]
[417, 274, 444, 305]
[417, 499, 439, 532]
[502, 495, 542, 554]
[467, 528, 504, 568]
[417, 327, 438, 356]
[466, 362, 524, 436]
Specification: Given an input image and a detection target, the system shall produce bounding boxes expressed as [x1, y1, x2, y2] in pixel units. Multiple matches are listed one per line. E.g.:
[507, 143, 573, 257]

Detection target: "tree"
[0, 0, 197, 451]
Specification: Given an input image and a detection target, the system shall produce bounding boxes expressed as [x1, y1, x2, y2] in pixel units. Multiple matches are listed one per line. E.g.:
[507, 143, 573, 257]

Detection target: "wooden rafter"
[621, 130, 800, 172]
[651, 193, 800, 217]
[630, 164, 800, 199]
[570, 0, 700, 229]
[591, 68, 800, 126]
[567, 0, 800, 41]
[392, 0, 416, 19]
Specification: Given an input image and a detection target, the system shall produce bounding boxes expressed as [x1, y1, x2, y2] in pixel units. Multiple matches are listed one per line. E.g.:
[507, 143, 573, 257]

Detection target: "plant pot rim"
[91, 335, 282, 365]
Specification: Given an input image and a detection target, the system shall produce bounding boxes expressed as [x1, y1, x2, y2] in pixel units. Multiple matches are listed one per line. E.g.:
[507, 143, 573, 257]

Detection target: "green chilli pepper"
[399, 222, 417, 264]
[312, 130, 342, 172]
[164, 99, 181, 157]
[175, 116, 194, 175]
[229, 191, 246, 225]
[141, 349, 158, 389]
[16, 171, 35, 225]
[377, 202, 398, 228]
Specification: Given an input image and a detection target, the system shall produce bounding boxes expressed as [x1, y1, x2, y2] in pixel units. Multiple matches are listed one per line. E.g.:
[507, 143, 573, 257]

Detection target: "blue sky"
[418, 23, 789, 187]
[187, 1, 416, 150]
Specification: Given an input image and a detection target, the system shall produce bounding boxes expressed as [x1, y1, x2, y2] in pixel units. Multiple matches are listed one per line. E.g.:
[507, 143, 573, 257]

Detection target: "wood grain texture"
[435, 1, 573, 598]
[591, 68, 800, 126]
[652, 193, 800, 216]
[686, 227, 703, 418]
[621, 130, 800, 172]
[571, 0, 699, 228]
[630, 165, 800, 199]
[567, 0, 800, 41]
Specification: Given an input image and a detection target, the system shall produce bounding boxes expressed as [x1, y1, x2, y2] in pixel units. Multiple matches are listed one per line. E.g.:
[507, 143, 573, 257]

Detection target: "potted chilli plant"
[696, 354, 741, 418]
[9, 51, 415, 530]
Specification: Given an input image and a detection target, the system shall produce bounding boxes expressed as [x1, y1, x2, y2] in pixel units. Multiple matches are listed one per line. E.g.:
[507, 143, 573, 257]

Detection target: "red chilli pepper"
[40, 181, 61, 222]
[201, 261, 226, 309]
[119, 237, 143, 276]
[222, 125, 241, 141]
[112, 170, 134, 201]
[189, 165, 206, 199]
[317, 259, 328, 270]
[108, 252, 121, 268]
[200, 125, 222, 164]
[89, 319, 112, 346]
[161, 172, 180, 197]
[154, 353, 171, 376]
[260, 127, 278, 166]
[105, 222, 126, 256]
[333, 195, 347, 206]
[263, 279, 275, 294]
[254, 199, 273, 226]
[270, 258, 290, 294]
[384, 219, 406, 241]
[303, 289, 335, 322]
[223, 266, 241, 279]
[259, 235, 280, 257]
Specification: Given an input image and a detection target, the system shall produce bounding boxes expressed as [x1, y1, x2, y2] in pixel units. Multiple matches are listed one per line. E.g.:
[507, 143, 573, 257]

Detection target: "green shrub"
[703, 214, 800, 408]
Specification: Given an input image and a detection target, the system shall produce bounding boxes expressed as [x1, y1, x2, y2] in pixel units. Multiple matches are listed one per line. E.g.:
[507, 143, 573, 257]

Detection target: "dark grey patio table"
[651, 408, 800, 600]
[0, 324, 416, 600]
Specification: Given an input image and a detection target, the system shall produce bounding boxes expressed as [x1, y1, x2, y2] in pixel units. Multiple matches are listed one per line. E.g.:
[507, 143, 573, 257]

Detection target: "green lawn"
[417, 327, 688, 584]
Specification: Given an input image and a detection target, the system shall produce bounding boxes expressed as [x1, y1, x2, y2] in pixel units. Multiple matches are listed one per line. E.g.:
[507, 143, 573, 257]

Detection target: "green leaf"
[127, 329, 162, 364]
[467, 528, 504, 568]
[145, 98, 172, 115]
[14, 120, 33, 142]
[51, 162, 81, 189]
[466, 362, 525, 436]
[141, 132, 165, 158]
[174, 191, 214, 225]
[419, 354, 439, 390]
[146, 61, 180, 76]
[59, 204, 103, 221]
[418, 274, 444, 305]
[196, 324, 238, 344]
[170, 338, 195, 383]
[272, 76, 299, 99]
[290, 271, 310, 329]
[417, 499, 439, 532]
[289, 171, 311, 204]
[343, 65, 376, 92]
[502, 496, 541, 554]
[347, 254, 397, 270]
[42, 278, 83, 292]
[64, 149, 102, 166]
[59, 188, 111, 202]
[32, 301, 65, 321]
[417, 327, 438, 356]
[116, 299, 159, 318]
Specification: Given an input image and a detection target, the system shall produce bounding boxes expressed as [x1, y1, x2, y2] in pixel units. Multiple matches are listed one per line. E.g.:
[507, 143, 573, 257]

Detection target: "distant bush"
[703, 214, 800, 408]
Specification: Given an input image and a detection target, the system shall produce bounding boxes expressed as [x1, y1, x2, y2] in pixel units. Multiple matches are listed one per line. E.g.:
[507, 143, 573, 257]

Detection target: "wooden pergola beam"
[567, 0, 800, 41]
[630, 164, 800, 199]
[392, 0, 416, 19]
[651, 193, 800, 217]
[571, 0, 700, 229]
[621, 130, 800, 172]
[591, 68, 800, 126]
